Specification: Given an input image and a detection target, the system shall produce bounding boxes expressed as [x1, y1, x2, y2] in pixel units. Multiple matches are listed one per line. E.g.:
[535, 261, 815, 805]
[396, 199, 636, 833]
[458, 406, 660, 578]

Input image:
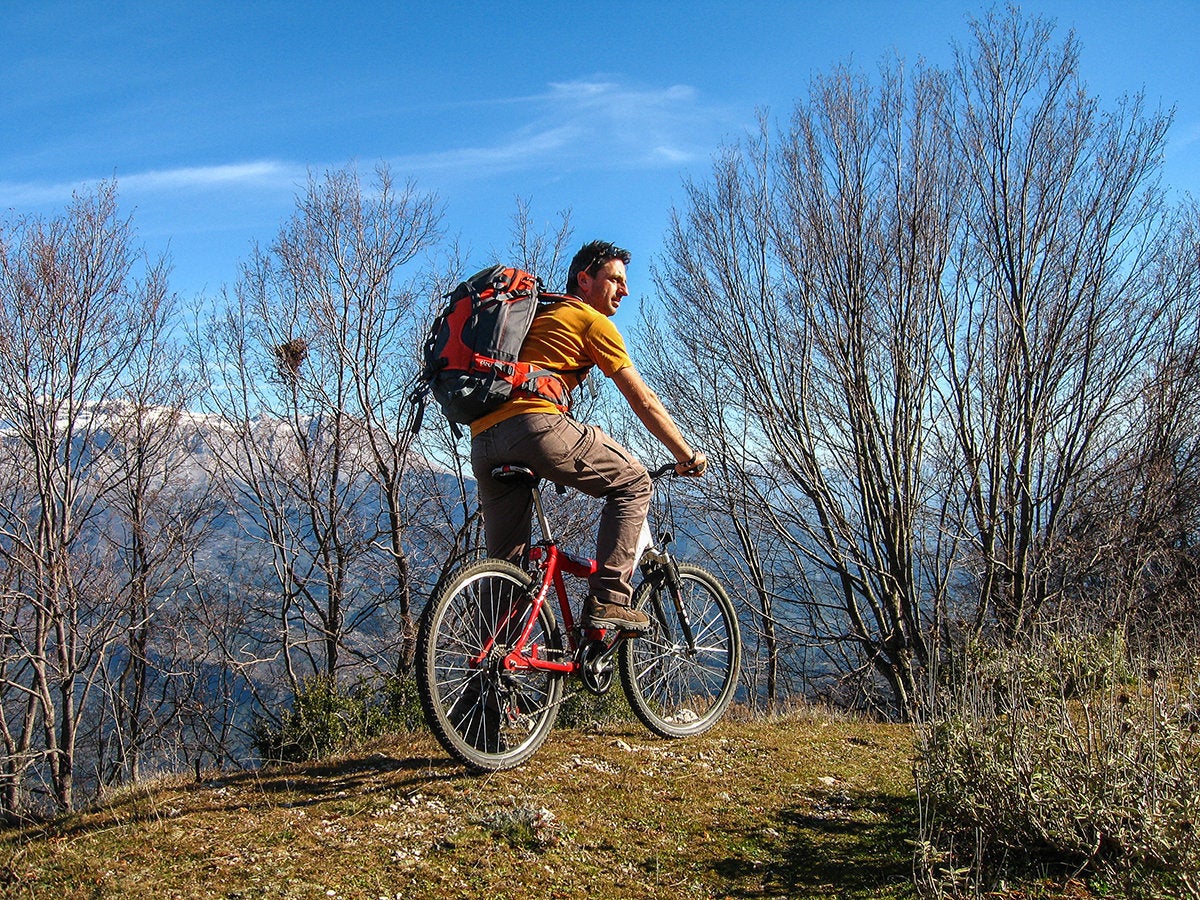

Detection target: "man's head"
[566, 241, 631, 295]
[566, 240, 631, 318]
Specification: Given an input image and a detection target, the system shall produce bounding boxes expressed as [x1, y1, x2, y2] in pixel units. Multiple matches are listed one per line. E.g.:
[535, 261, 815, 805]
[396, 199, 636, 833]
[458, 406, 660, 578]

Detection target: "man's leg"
[471, 424, 534, 562]
[572, 430, 652, 610]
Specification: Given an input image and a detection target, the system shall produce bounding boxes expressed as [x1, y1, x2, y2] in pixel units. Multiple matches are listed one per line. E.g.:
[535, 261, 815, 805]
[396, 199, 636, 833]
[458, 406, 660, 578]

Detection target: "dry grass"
[1, 714, 919, 899]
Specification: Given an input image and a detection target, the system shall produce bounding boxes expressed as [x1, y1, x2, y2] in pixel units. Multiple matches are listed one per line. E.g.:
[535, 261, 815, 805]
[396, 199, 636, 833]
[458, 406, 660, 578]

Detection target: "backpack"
[417, 265, 577, 430]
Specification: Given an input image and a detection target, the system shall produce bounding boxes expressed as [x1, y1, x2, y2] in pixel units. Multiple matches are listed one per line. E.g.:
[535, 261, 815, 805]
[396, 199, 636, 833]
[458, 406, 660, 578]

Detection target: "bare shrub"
[915, 636, 1200, 898]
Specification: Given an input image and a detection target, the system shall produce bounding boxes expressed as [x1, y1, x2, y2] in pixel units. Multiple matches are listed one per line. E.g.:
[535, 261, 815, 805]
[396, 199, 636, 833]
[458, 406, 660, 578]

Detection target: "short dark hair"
[566, 240, 631, 295]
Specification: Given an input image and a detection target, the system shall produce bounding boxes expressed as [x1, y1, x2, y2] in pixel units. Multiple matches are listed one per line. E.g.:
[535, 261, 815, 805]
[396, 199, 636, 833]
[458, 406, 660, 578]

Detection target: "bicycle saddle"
[491, 464, 540, 488]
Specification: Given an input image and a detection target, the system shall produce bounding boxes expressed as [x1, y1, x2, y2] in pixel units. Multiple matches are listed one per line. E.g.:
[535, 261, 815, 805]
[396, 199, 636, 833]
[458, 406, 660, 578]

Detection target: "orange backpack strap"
[512, 364, 592, 412]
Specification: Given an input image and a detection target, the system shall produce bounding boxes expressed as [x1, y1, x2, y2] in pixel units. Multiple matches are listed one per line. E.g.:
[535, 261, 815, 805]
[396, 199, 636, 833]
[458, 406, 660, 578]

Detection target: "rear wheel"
[416, 559, 562, 770]
[619, 563, 741, 738]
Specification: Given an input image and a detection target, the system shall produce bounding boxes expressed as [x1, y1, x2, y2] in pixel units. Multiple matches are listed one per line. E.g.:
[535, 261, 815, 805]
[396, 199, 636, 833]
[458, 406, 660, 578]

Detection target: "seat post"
[530, 482, 554, 544]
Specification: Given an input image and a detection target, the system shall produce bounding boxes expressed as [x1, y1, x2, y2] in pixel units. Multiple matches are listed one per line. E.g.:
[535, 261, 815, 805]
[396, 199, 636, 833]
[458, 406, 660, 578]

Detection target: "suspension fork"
[645, 551, 699, 654]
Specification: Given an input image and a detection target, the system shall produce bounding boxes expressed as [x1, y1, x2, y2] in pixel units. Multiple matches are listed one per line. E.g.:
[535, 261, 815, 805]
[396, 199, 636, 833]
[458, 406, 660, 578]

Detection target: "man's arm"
[611, 365, 707, 476]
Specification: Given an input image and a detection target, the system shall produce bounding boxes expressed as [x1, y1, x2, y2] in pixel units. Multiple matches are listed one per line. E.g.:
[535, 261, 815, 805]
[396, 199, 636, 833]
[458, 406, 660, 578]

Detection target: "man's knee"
[631, 465, 652, 501]
[609, 463, 652, 512]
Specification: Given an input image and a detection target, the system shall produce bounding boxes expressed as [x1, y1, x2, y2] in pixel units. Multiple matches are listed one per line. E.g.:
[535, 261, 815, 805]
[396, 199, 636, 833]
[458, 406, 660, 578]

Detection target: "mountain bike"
[415, 463, 742, 771]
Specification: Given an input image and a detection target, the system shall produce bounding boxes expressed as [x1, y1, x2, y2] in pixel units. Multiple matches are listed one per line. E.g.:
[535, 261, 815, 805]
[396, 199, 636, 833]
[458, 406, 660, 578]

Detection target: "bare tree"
[90, 370, 218, 788]
[651, 57, 957, 716]
[0, 183, 188, 814]
[1056, 206, 1200, 644]
[937, 8, 1173, 643]
[195, 164, 442, 699]
[650, 7, 1181, 715]
[507, 198, 574, 284]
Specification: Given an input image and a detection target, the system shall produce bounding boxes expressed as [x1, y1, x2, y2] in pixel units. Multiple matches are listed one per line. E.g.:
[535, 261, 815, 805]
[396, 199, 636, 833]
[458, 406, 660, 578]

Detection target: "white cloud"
[0, 179, 84, 207]
[540, 80, 712, 166]
[391, 125, 582, 174]
[384, 79, 726, 182]
[0, 160, 303, 210]
[0, 78, 725, 210]
[121, 161, 301, 192]
[652, 145, 694, 164]
[1167, 120, 1200, 153]
[546, 80, 699, 108]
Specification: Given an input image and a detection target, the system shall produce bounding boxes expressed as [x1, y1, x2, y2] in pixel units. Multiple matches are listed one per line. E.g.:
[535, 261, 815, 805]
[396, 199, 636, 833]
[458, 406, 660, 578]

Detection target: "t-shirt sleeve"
[583, 315, 634, 378]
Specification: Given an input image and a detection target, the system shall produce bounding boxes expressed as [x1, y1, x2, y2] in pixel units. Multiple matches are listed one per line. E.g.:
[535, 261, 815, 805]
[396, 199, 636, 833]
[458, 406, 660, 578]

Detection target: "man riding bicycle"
[469, 240, 707, 633]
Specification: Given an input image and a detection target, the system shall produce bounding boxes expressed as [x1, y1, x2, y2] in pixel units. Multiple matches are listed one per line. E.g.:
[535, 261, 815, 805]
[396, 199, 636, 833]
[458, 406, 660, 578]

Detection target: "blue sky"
[3, 1, 1199, 311]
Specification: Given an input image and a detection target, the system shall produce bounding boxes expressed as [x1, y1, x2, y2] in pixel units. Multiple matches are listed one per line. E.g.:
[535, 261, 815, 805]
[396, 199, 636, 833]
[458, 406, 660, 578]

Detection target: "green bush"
[915, 638, 1200, 899]
[963, 629, 1134, 709]
[253, 673, 425, 764]
[1048, 630, 1137, 697]
[556, 685, 634, 730]
[380, 671, 426, 732]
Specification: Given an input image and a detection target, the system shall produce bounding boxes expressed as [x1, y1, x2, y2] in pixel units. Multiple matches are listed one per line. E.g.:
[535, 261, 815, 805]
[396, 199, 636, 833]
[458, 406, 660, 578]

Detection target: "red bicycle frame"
[469, 460, 670, 683]
[494, 542, 601, 677]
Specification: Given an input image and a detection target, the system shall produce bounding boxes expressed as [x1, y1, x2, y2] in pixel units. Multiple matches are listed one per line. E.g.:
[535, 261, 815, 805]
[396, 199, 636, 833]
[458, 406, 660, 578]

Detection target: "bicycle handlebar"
[649, 462, 678, 480]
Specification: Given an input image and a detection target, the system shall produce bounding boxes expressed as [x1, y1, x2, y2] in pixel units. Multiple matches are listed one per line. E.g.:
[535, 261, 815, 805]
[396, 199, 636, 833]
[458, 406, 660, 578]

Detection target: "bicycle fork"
[640, 539, 700, 656]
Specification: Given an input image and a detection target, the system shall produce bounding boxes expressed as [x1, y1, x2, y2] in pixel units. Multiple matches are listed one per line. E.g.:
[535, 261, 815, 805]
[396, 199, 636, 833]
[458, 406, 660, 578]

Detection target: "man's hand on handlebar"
[675, 450, 707, 477]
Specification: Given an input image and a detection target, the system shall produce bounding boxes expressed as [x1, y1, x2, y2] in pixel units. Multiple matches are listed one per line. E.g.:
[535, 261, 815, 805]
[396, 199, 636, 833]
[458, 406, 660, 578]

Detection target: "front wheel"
[619, 562, 741, 738]
[416, 559, 562, 770]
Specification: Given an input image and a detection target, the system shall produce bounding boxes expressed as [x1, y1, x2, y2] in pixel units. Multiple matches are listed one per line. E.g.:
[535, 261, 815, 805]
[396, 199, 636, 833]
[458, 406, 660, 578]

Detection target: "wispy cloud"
[391, 125, 583, 174]
[121, 161, 301, 192]
[0, 78, 728, 209]
[386, 79, 727, 182]
[0, 178, 91, 208]
[1167, 119, 1200, 154]
[0, 161, 304, 210]
[535, 80, 718, 169]
[545, 80, 699, 111]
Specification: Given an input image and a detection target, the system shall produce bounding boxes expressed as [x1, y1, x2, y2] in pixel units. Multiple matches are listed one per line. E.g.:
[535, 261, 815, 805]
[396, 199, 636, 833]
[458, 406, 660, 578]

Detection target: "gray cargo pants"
[471, 413, 652, 607]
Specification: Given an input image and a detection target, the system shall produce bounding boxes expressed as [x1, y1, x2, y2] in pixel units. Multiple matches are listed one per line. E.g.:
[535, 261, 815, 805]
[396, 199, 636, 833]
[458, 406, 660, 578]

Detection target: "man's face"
[577, 258, 629, 318]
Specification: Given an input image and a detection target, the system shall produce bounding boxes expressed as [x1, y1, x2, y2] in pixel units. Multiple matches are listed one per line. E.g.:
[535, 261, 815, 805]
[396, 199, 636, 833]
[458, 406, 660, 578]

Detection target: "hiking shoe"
[583, 596, 652, 634]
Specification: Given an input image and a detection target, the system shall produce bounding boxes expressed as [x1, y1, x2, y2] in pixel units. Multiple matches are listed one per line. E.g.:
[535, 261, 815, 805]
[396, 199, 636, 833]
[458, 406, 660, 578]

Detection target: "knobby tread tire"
[619, 563, 741, 738]
[416, 559, 563, 771]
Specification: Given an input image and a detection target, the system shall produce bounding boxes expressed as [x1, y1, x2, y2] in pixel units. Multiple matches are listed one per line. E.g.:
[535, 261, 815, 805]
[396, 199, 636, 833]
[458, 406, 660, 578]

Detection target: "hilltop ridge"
[2, 717, 916, 900]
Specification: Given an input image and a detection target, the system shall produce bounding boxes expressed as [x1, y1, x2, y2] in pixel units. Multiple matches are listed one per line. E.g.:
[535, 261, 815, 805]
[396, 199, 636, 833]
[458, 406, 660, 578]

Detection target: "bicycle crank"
[579, 636, 621, 695]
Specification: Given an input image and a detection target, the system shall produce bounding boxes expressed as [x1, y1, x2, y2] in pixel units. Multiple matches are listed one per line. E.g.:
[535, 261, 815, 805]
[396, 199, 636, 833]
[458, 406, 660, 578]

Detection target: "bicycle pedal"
[583, 622, 651, 640]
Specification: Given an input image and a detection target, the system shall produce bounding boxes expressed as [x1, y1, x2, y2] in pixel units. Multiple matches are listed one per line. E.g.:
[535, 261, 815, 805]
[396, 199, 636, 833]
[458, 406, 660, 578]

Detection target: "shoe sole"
[585, 617, 652, 634]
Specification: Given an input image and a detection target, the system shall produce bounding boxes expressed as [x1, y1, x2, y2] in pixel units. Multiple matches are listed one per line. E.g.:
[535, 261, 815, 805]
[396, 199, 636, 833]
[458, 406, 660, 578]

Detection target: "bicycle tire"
[619, 562, 741, 738]
[416, 559, 563, 770]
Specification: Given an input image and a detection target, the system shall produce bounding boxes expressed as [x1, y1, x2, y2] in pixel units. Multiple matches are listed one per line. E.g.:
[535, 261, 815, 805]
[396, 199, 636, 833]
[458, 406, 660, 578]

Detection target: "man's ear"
[575, 268, 593, 295]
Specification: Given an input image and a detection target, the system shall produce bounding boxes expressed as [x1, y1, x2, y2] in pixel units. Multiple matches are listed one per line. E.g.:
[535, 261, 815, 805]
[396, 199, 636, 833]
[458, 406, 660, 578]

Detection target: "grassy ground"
[0, 715, 919, 900]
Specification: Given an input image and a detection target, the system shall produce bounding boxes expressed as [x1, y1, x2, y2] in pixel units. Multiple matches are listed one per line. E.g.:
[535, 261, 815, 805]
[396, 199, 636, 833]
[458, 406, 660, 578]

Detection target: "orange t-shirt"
[470, 297, 633, 437]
